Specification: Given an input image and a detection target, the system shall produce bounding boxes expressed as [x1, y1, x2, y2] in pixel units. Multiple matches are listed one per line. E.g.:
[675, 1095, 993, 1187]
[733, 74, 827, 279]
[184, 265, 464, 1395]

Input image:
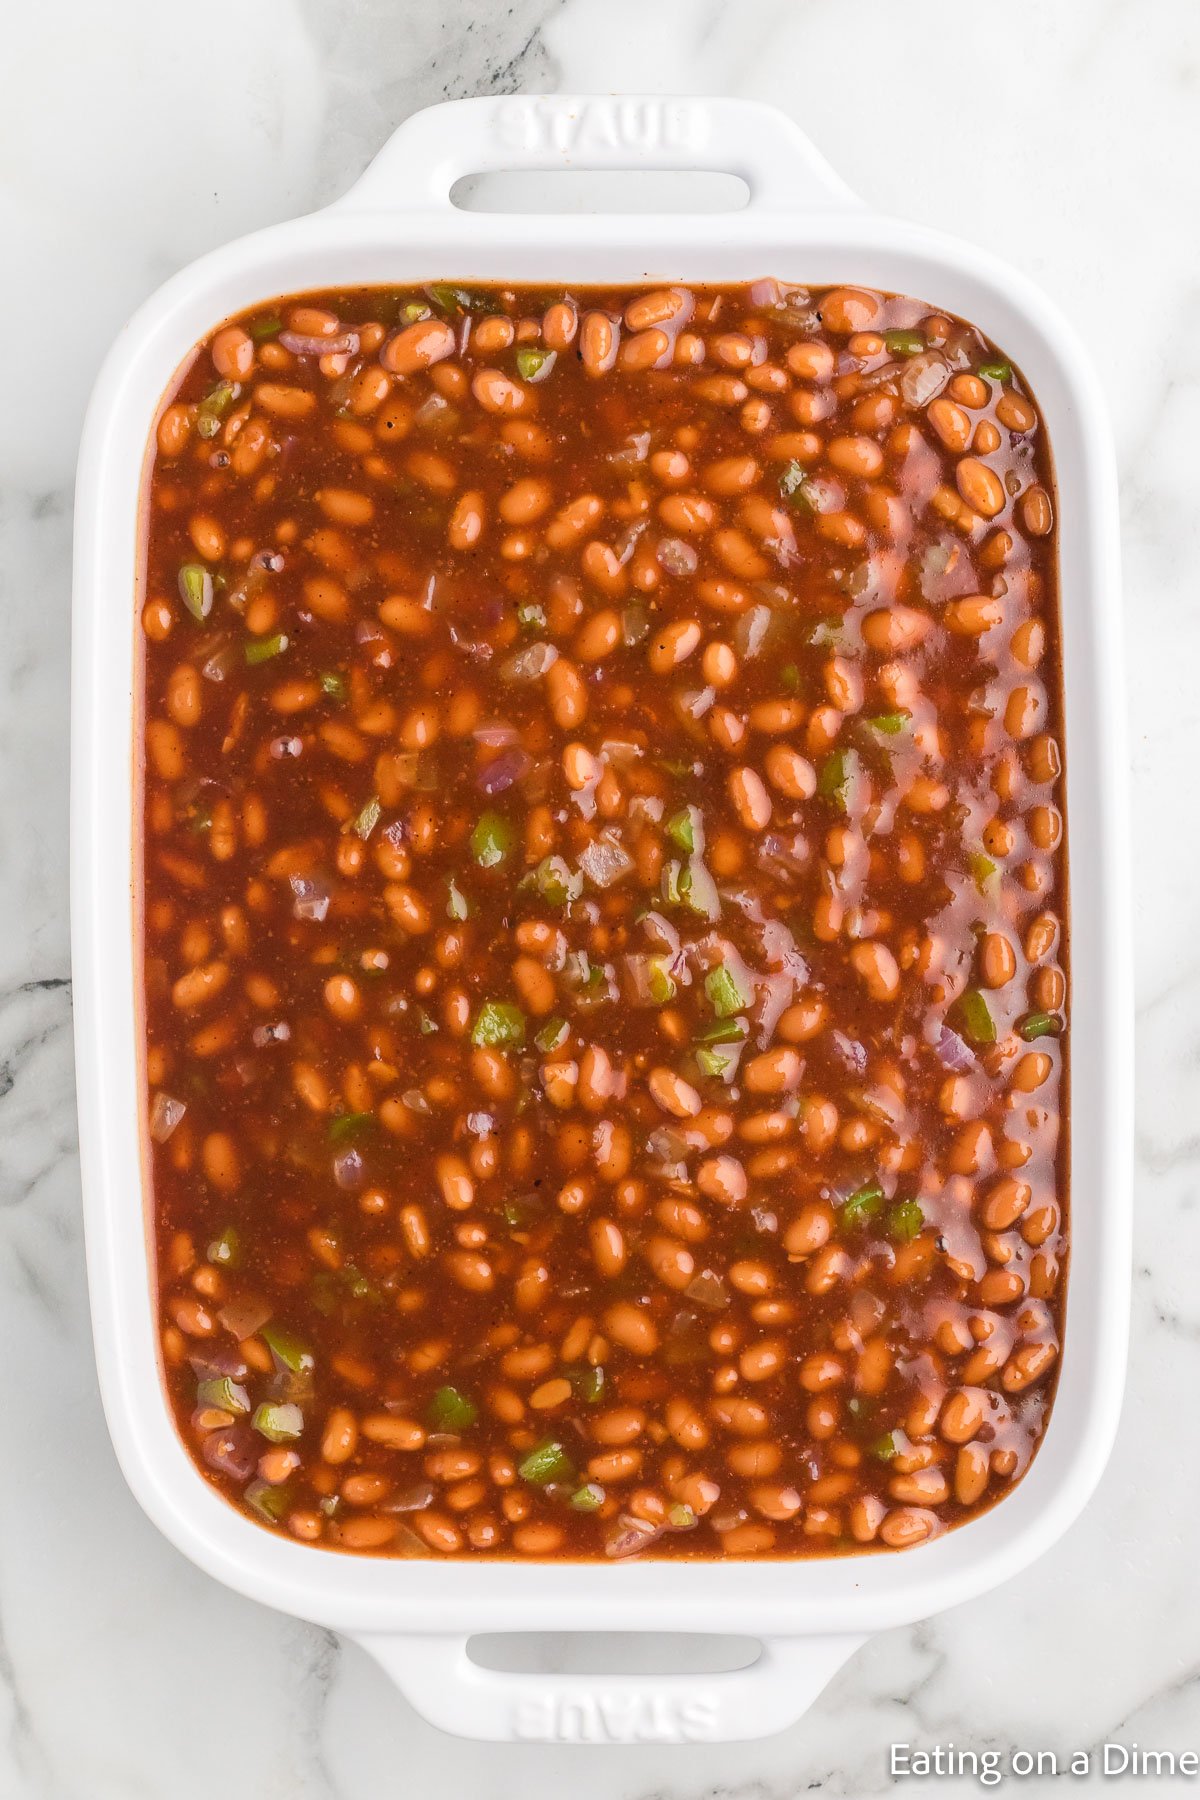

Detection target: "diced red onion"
[476, 745, 531, 794]
[279, 329, 360, 357]
[612, 520, 647, 567]
[645, 1127, 689, 1173]
[605, 1516, 664, 1559]
[223, 566, 264, 615]
[919, 541, 956, 600]
[500, 641, 558, 682]
[754, 971, 795, 1046]
[941, 327, 977, 372]
[189, 1345, 249, 1382]
[415, 393, 452, 428]
[252, 1020, 291, 1048]
[934, 1024, 977, 1073]
[269, 736, 303, 760]
[578, 834, 634, 889]
[799, 474, 841, 514]
[656, 536, 698, 578]
[466, 1112, 495, 1137]
[685, 1268, 729, 1310]
[621, 604, 650, 646]
[446, 630, 492, 666]
[757, 918, 808, 981]
[677, 685, 715, 720]
[832, 1032, 868, 1075]
[217, 1294, 273, 1340]
[640, 910, 682, 958]
[684, 857, 721, 922]
[201, 643, 239, 683]
[333, 1147, 365, 1191]
[899, 351, 950, 409]
[758, 832, 809, 878]
[201, 1424, 258, 1481]
[845, 558, 876, 600]
[733, 604, 773, 660]
[472, 722, 519, 747]
[748, 277, 782, 307]
[149, 1092, 186, 1143]
[290, 874, 330, 922]
[859, 1084, 904, 1126]
[383, 1480, 437, 1514]
[779, 290, 818, 329]
[609, 430, 651, 464]
[598, 738, 642, 764]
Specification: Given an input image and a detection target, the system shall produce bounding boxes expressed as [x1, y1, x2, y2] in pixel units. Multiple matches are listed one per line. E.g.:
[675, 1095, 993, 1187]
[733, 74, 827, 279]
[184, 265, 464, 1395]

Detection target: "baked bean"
[582, 1216, 625, 1285]
[336, 1517, 398, 1550]
[605, 1301, 659, 1356]
[543, 302, 578, 350]
[448, 490, 485, 549]
[575, 609, 621, 661]
[850, 941, 900, 1002]
[648, 1067, 701, 1118]
[499, 477, 552, 526]
[980, 933, 1017, 987]
[1021, 486, 1053, 535]
[956, 457, 1006, 518]
[361, 1414, 425, 1451]
[644, 1234, 695, 1290]
[697, 1154, 747, 1206]
[819, 288, 880, 333]
[665, 1396, 709, 1450]
[728, 767, 772, 831]
[827, 435, 883, 479]
[743, 1048, 801, 1093]
[591, 1406, 645, 1445]
[862, 605, 930, 652]
[472, 369, 527, 414]
[648, 619, 702, 673]
[944, 594, 1004, 635]
[659, 493, 714, 535]
[382, 319, 456, 374]
[210, 324, 256, 384]
[579, 311, 618, 375]
[255, 383, 316, 419]
[880, 1508, 937, 1548]
[545, 657, 587, 728]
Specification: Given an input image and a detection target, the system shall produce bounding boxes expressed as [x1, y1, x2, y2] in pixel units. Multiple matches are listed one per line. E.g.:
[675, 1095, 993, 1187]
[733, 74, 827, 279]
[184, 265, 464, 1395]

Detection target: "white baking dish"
[71, 93, 1131, 1743]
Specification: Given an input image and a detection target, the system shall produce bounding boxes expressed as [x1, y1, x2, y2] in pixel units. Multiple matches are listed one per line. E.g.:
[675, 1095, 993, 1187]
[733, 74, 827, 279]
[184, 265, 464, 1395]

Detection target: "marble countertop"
[2, 0, 1195, 1793]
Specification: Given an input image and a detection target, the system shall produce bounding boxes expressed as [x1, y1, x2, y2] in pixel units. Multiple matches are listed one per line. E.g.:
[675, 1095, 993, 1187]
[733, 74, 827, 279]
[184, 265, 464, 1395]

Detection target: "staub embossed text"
[513, 1688, 720, 1744]
[492, 97, 708, 158]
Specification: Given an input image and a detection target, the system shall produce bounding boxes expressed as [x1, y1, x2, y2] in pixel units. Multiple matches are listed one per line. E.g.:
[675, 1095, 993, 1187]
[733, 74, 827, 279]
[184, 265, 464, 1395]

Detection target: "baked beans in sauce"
[141, 281, 1066, 1559]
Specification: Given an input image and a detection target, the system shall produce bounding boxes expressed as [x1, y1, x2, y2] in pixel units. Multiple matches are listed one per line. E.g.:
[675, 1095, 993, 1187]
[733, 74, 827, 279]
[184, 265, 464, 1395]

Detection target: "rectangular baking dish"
[71, 93, 1131, 1743]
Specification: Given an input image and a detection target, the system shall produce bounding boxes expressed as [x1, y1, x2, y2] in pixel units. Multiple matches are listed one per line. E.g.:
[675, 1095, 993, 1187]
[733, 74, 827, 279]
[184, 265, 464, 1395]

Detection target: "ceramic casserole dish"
[71, 93, 1130, 1743]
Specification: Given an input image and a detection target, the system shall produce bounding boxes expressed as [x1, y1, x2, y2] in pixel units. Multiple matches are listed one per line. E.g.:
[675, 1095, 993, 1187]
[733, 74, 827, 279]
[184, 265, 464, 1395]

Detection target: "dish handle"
[352, 1629, 864, 1742]
[336, 94, 861, 216]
